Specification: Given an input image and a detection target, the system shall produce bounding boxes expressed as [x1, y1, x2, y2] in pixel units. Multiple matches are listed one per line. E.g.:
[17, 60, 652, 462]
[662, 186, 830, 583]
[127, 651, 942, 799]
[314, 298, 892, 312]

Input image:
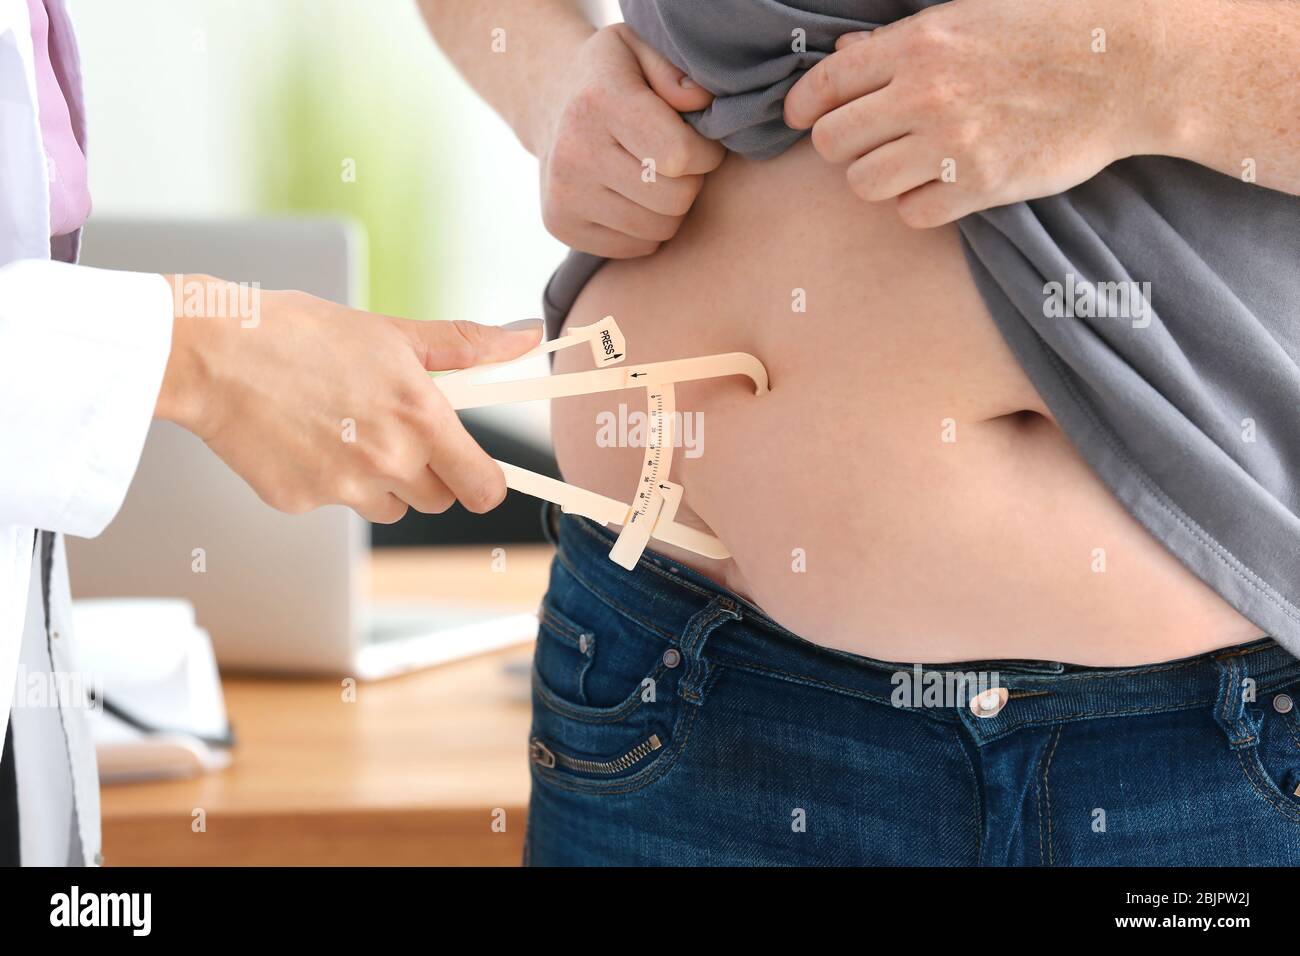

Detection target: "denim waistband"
[542, 503, 1300, 744]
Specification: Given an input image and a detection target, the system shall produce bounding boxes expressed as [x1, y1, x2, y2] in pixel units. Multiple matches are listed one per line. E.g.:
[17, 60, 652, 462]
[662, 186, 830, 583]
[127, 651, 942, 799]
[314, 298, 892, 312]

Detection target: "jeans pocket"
[1239, 682, 1300, 821]
[529, 572, 695, 795]
[528, 680, 696, 796]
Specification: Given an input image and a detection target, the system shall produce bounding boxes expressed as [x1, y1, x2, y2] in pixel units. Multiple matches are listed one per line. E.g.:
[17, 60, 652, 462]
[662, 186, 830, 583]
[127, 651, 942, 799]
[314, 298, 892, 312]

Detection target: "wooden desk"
[100, 544, 553, 866]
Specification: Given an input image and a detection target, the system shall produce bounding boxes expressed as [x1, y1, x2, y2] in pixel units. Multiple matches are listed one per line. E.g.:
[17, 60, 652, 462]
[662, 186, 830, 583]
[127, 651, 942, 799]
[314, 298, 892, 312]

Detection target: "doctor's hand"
[783, 0, 1163, 228]
[530, 23, 726, 258]
[154, 276, 542, 523]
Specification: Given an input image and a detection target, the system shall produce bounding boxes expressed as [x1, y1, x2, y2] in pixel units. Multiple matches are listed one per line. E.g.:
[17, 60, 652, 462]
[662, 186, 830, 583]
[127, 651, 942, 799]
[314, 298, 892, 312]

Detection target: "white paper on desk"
[71, 599, 231, 780]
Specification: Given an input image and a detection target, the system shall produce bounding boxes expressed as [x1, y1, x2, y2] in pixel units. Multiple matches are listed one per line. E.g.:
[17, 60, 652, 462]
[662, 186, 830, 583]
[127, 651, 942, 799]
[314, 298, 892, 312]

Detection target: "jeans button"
[970, 687, 1008, 719]
[662, 648, 682, 669]
[1273, 693, 1294, 715]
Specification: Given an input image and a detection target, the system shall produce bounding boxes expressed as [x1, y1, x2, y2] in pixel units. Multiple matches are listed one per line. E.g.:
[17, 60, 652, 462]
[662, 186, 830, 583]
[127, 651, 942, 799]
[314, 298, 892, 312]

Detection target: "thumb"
[405, 317, 543, 371]
[619, 25, 714, 114]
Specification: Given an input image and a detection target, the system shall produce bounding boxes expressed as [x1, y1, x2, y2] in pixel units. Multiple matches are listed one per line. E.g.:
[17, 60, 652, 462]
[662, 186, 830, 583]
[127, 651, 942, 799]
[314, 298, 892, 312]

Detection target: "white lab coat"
[0, 0, 172, 864]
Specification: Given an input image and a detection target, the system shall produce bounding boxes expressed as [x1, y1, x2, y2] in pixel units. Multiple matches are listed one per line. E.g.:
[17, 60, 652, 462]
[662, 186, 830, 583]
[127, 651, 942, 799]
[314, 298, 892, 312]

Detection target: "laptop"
[66, 218, 538, 679]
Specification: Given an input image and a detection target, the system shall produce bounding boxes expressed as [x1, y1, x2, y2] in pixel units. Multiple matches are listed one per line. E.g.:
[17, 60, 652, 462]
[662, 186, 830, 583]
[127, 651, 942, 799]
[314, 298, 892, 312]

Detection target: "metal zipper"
[530, 735, 662, 775]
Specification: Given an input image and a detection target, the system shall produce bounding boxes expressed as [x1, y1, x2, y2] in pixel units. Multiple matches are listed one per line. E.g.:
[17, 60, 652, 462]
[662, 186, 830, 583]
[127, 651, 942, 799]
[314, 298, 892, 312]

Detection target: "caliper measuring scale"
[432, 316, 769, 570]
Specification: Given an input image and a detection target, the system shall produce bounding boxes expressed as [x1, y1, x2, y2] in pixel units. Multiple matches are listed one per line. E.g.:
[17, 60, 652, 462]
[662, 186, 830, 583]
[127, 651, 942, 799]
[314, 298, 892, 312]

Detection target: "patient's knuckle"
[849, 179, 876, 203]
[846, 164, 869, 200]
[843, 37, 877, 71]
[810, 61, 841, 109]
[926, 79, 958, 110]
[963, 146, 999, 190]
[678, 171, 706, 201]
[906, 17, 950, 56]
[662, 186, 695, 217]
[914, 82, 950, 116]
[700, 139, 726, 171]
[611, 236, 660, 260]
[897, 193, 942, 229]
[549, 131, 590, 178]
[652, 216, 683, 242]
[657, 135, 693, 178]
[571, 78, 609, 119]
[810, 116, 843, 160]
[540, 196, 572, 242]
[638, 210, 679, 241]
[584, 234, 621, 258]
[846, 158, 882, 200]
[948, 119, 979, 152]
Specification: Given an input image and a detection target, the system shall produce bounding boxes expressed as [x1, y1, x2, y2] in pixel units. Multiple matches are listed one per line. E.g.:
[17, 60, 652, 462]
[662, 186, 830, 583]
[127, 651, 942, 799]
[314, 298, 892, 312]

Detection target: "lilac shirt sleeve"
[26, 0, 90, 237]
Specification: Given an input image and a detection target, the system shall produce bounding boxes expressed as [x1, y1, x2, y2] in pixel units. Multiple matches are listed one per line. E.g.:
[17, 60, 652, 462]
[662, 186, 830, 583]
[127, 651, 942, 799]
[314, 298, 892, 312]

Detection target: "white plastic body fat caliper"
[432, 316, 769, 570]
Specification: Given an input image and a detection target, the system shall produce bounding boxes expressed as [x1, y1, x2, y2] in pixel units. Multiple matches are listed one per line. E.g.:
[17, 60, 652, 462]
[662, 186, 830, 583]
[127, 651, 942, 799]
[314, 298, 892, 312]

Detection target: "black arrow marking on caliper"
[630, 371, 646, 378]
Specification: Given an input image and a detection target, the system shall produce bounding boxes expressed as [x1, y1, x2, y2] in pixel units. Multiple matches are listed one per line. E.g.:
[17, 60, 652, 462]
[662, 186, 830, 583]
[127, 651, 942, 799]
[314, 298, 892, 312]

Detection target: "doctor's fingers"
[424, 414, 509, 515]
[395, 468, 457, 515]
[351, 491, 410, 525]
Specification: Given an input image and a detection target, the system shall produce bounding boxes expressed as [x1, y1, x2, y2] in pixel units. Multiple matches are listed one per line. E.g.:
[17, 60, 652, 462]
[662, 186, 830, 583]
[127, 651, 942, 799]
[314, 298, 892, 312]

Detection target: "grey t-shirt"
[543, 0, 1300, 658]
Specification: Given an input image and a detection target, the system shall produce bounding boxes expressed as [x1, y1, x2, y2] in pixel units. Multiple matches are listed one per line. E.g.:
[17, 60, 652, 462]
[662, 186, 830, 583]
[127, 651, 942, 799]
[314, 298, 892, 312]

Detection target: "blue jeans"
[525, 505, 1300, 865]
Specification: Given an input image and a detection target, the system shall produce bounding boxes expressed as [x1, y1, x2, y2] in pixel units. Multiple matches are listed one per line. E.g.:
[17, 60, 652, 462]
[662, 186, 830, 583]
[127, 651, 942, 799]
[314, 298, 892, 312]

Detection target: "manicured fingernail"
[679, 75, 697, 89]
[502, 318, 543, 333]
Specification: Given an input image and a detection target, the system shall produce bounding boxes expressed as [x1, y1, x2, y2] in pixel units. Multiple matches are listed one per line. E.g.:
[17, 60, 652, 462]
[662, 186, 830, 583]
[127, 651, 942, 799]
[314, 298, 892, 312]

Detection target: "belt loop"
[677, 596, 742, 706]
[1213, 652, 1261, 751]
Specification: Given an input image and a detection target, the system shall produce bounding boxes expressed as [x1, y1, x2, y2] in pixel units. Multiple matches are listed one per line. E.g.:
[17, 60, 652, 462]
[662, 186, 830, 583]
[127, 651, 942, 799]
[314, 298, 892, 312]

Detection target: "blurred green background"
[247, 2, 451, 320]
[70, 0, 564, 336]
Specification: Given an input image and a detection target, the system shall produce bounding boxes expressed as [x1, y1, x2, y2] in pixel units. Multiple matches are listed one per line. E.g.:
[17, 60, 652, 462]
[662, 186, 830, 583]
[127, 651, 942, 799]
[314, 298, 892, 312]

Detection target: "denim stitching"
[1217, 655, 1258, 747]
[951, 725, 983, 864]
[983, 699, 1222, 740]
[539, 606, 592, 650]
[553, 547, 681, 643]
[1035, 761, 1046, 867]
[539, 607, 597, 705]
[532, 662, 668, 724]
[707, 653, 922, 714]
[709, 650, 1234, 733]
[999, 657, 1205, 686]
[678, 602, 740, 705]
[1215, 643, 1273, 661]
[1041, 726, 1063, 867]
[1282, 708, 1300, 752]
[1234, 747, 1300, 824]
